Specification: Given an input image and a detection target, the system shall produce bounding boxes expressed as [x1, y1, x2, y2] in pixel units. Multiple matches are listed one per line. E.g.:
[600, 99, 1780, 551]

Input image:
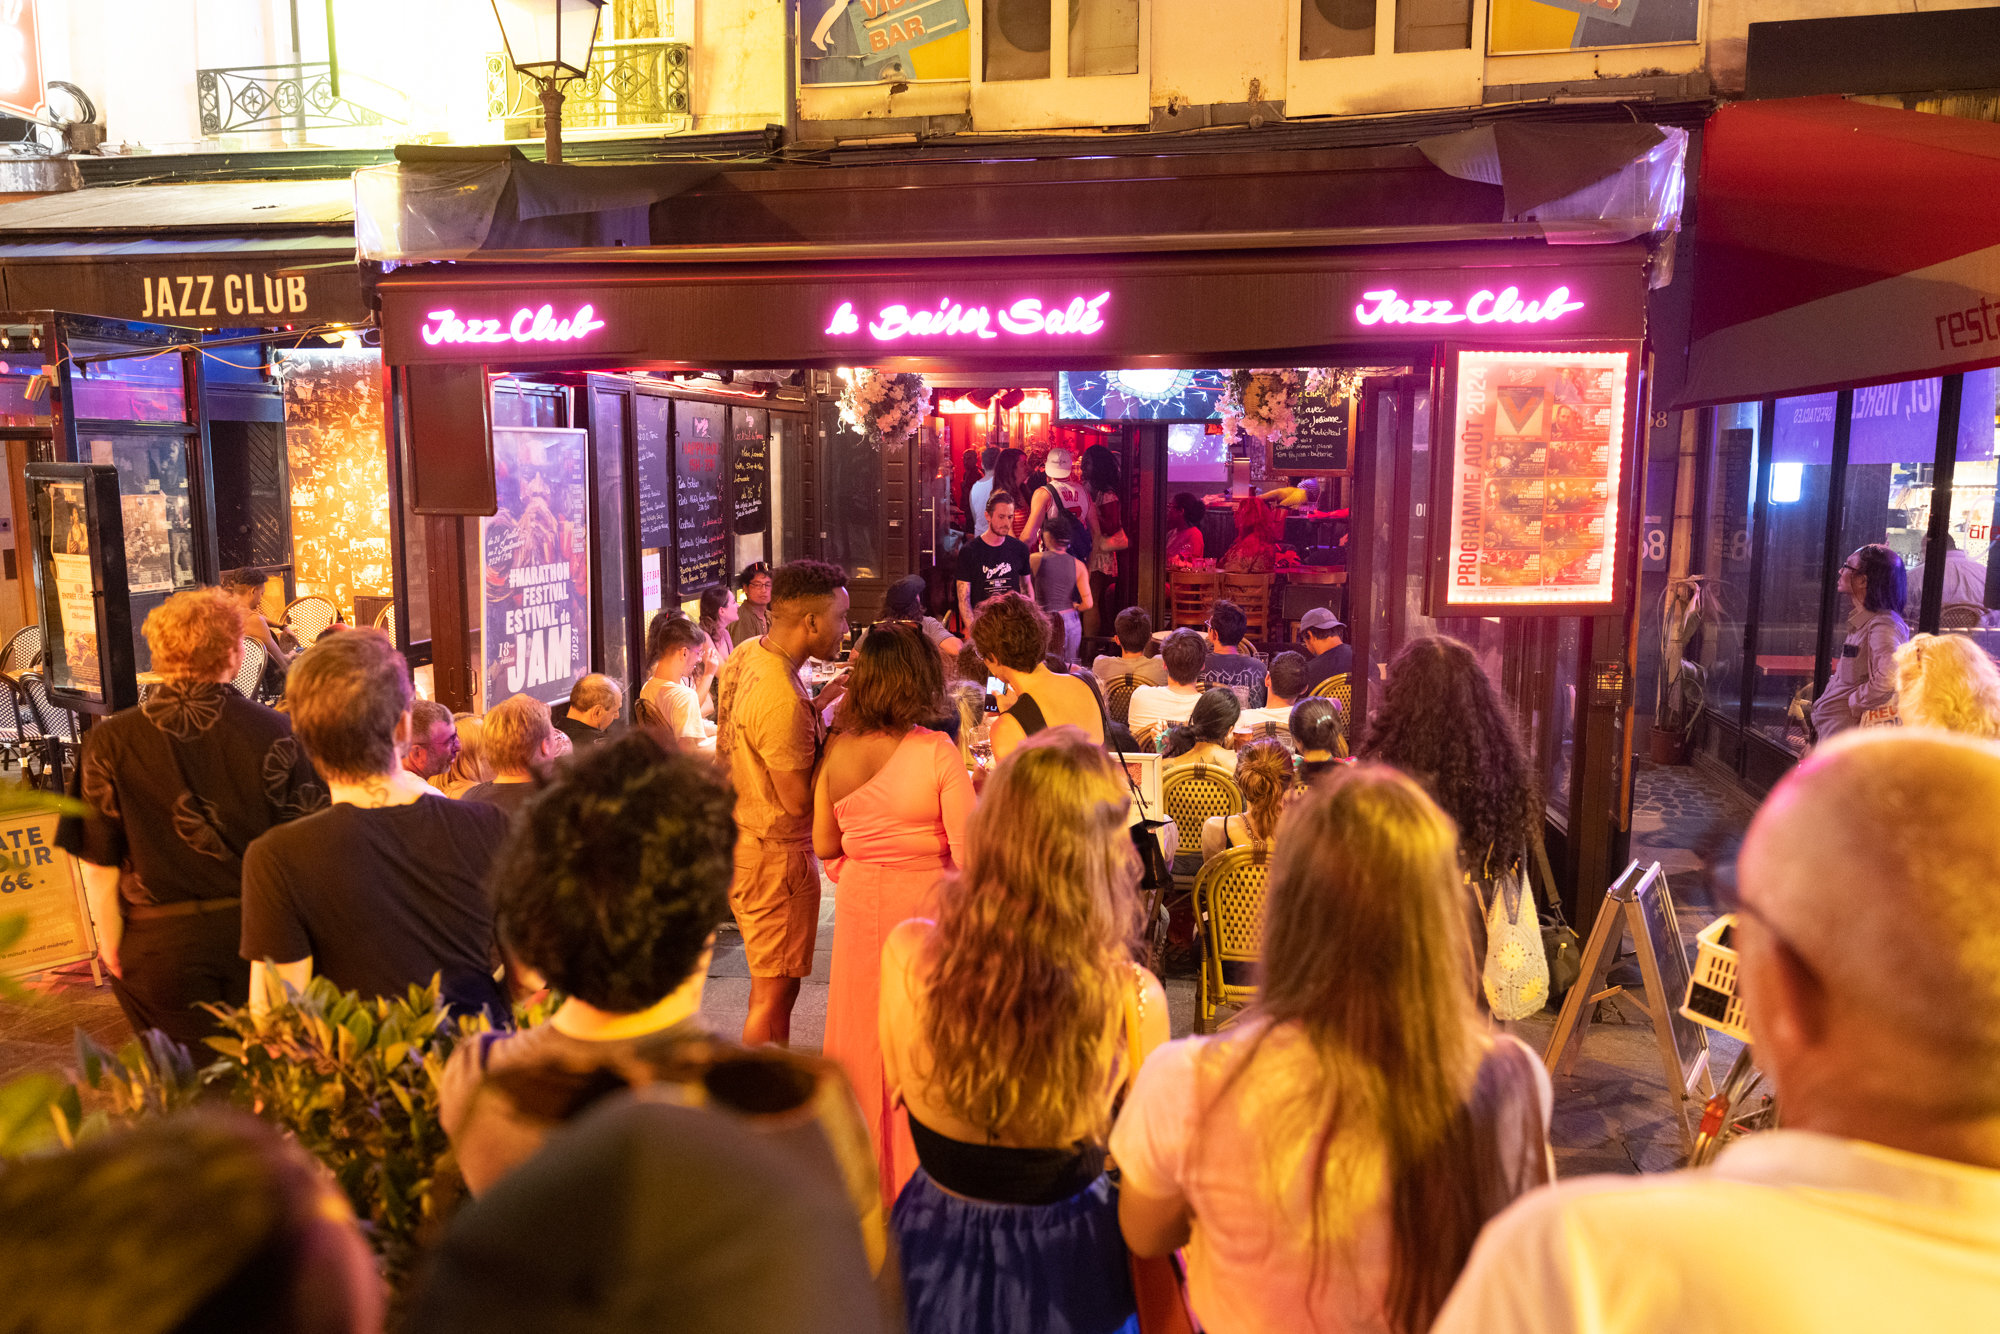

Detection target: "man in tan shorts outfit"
[715, 559, 850, 1045]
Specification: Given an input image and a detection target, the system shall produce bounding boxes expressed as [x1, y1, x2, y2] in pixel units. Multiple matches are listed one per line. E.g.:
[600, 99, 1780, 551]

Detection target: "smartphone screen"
[986, 676, 1005, 696]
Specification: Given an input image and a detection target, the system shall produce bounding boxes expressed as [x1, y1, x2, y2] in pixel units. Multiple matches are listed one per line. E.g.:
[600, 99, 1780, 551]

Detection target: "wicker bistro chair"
[1161, 761, 1244, 887]
[1308, 670, 1352, 725]
[1167, 569, 1224, 630]
[0, 674, 30, 771]
[281, 595, 340, 646]
[1194, 844, 1272, 1034]
[374, 602, 398, 642]
[1106, 676, 1139, 726]
[0, 624, 43, 678]
[233, 637, 267, 701]
[1220, 572, 1275, 641]
[18, 671, 77, 792]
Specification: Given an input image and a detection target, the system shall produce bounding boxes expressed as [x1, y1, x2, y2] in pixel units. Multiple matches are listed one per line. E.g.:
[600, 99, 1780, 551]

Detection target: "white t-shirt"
[1233, 704, 1294, 742]
[1127, 684, 1200, 746]
[1094, 654, 1170, 689]
[1433, 1130, 2000, 1334]
[1111, 1023, 1551, 1334]
[641, 676, 714, 747]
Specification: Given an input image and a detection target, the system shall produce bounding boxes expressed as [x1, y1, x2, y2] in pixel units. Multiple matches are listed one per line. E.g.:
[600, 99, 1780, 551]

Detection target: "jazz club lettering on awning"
[1353, 286, 1586, 327]
[141, 272, 313, 321]
[825, 293, 1111, 342]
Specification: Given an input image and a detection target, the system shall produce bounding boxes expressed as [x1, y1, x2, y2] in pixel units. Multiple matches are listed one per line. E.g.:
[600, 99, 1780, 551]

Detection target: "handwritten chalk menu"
[675, 402, 727, 590]
[635, 395, 672, 551]
[731, 407, 769, 535]
[1433, 349, 1630, 614]
[1273, 391, 1350, 472]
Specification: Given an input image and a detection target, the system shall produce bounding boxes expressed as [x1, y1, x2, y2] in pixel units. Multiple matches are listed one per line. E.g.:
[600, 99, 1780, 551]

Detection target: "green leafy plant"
[1656, 574, 1712, 739]
[203, 975, 480, 1284]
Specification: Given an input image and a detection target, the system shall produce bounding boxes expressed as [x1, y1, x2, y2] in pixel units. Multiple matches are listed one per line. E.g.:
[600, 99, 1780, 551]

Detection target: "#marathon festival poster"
[482, 429, 593, 710]
[1442, 350, 1629, 612]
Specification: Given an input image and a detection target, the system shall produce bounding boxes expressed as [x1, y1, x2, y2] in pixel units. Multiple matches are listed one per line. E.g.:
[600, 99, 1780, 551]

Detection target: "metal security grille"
[197, 63, 394, 136]
[486, 40, 692, 135]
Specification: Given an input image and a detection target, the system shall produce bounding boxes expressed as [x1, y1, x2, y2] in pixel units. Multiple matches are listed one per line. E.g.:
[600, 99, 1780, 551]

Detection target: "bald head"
[1741, 729, 2000, 1123]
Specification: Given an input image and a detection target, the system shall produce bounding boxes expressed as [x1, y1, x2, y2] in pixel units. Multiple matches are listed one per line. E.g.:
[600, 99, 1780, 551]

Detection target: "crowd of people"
[18, 548, 2000, 1334]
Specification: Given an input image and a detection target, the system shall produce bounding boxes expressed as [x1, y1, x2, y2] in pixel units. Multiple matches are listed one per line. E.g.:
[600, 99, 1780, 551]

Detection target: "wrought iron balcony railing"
[487, 38, 692, 136]
[197, 62, 399, 137]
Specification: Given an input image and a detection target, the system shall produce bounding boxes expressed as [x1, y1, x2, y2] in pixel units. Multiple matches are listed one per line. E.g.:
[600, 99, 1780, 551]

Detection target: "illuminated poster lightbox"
[1432, 349, 1632, 615]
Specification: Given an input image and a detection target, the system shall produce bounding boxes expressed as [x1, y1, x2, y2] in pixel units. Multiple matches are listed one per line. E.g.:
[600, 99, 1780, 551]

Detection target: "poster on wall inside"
[801, 0, 970, 85]
[0, 808, 95, 980]
[1433, 349, 1630, 615]
[481, 428, 592, 710]
[120, 493, 173, 593]
[46, 480, 102, 700]
[277, 350, 393, 614]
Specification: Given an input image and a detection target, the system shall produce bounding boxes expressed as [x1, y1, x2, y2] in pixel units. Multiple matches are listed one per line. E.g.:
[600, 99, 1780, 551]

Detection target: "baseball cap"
[1044, 447, 1075, 478]
[1299, 608, 1345, 634]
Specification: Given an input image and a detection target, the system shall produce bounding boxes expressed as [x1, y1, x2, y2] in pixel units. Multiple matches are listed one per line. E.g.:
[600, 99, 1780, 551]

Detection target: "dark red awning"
[1678, 96, 2000, 408]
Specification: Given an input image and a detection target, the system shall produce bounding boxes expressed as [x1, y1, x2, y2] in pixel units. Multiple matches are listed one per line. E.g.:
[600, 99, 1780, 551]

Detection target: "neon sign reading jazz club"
[420, 303, 607, 346]
[1353, 286, 1585, 327]
[825, 293, 1111, 342]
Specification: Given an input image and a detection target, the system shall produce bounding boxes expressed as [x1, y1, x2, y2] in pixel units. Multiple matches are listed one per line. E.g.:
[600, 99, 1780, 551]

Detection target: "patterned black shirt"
[71, 680, 327, 907]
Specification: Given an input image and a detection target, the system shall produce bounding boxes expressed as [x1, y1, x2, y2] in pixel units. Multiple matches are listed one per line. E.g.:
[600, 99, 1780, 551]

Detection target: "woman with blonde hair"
[880, 726, 1168, 1333]
[1114, 765, 1553, 1334]
[1894, 633, 2000, 738]
[441, 712, 490, 798]
[1201, 736, 1295, 861]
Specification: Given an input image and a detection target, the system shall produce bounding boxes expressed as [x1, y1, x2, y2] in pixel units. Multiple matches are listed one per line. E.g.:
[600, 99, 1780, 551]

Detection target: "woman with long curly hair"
[1359, 636, 1538, 882]
[815, 623, 975, 1207]
[1895, 633, 2000, 738]
[1202, 736, 1295, 861]
[1113, 765, 1553, 1334]
[880, 727, 1169, 1334]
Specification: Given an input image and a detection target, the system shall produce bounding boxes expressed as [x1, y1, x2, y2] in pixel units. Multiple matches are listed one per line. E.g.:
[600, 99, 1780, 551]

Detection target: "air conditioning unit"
[983, 0, 1077, 80]
[1300, 0, 1376, 59]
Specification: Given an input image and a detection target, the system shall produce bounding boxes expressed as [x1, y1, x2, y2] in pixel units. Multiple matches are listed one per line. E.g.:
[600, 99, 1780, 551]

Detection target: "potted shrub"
[1651, 575, 1709, 764]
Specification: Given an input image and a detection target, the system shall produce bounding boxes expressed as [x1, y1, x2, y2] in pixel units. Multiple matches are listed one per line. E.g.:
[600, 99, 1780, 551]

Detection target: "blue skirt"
[893, 1168, 1141, 1334]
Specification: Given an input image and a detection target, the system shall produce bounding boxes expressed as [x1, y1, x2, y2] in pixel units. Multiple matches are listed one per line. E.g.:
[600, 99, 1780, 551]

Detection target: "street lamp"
[491, 0, 605, 165]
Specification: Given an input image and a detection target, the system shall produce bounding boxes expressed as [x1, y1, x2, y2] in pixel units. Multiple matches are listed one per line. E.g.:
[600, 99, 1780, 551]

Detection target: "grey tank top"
[1033, 553, 1079, 613]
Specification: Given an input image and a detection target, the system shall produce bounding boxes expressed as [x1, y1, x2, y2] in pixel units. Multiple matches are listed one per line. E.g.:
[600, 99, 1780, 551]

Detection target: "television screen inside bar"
[1058, 369, 1229, 422]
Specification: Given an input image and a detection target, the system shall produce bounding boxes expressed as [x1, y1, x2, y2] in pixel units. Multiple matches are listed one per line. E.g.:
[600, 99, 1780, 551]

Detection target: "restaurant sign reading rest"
[1433, 349, 1631, 615]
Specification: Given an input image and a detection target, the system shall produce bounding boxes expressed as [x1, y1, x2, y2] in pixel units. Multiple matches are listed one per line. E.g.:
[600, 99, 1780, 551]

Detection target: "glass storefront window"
[823, 410, 882, 580]
[0, 350, 50, 427]
[69, 342, 186, 423]
[1698, 403, 1760, 729]
[593, 392, 630, 689]
[1747, 393, 1836, 754]
[1935, 369, 1999, 656]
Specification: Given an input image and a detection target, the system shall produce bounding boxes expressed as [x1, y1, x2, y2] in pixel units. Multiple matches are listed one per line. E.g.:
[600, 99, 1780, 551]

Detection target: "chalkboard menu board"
[731, 407, 768, 536]
[676, 402, 727, 590]
[635, 395, 672, 551]
[1273, 392, 1350, 472]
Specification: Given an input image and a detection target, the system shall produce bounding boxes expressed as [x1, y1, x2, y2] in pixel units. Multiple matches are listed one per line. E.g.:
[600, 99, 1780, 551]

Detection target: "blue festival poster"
[481, 427, 593, 710]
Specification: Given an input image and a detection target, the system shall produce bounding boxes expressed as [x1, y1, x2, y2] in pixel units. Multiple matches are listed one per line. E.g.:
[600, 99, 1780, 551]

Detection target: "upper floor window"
[1488, 0, 1702, 55]
[985, 0, 1139, 81]
[1300, 0, 1472, 58]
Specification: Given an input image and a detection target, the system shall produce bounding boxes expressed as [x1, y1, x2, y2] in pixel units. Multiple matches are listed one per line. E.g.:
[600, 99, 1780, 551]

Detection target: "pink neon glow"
[1353, 287, 1584, 327]
[825, 294, 1110, 342]
[420, 303, 607, 346]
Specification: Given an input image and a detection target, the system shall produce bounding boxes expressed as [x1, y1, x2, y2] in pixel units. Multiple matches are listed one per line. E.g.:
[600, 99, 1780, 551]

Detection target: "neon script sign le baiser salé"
[825, 293, 1111, 342]
[420, 304, 607, 346]
[1353, 286, 1585, 327]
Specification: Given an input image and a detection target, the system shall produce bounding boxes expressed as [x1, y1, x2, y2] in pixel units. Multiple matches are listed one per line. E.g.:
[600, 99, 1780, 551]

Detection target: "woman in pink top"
[815, 622, 974, 1207]
[1111, 764, 1553, 1334]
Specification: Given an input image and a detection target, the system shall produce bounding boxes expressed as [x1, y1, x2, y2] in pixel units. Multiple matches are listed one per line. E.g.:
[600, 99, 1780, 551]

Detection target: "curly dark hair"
[1358, 636, 1537, 878]
[494, 732, 735, 1013]
[972, 592, 1051, 672]
[771, 559, 849, 607]
[842, 622, 944, 734]
[1162, 687, 1240, 759]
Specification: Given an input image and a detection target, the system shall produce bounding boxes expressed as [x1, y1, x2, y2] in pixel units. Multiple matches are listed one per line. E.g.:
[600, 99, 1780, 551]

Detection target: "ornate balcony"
[197, 62, 399, 137]
[486, 39, 692, 137]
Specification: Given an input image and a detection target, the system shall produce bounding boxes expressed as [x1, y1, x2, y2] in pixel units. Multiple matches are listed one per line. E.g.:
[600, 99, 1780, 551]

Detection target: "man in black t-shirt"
[954, 488, 1032, 627]
[1298, 607, 1354, 691]
[241, 630, 514, 1021]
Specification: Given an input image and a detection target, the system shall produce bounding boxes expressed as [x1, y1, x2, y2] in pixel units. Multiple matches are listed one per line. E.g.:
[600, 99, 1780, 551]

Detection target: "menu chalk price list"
[675, 402, 728, 591]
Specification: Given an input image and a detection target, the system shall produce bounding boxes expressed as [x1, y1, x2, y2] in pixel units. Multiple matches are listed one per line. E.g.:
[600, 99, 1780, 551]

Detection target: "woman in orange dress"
[815, 622, 974, 1206]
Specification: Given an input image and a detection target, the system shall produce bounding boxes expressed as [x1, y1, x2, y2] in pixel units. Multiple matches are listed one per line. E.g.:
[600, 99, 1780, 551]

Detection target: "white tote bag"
[1482, 869, 1551, 1021]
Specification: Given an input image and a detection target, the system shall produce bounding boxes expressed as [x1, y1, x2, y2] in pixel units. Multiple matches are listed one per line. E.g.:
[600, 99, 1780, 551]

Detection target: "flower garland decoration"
[839, 368, 931, 445]
[1219, 369, 1302, 451]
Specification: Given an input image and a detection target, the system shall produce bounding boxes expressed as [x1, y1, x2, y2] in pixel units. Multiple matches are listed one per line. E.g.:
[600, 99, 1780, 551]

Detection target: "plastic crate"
[1680, 914, 1752, 1043]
